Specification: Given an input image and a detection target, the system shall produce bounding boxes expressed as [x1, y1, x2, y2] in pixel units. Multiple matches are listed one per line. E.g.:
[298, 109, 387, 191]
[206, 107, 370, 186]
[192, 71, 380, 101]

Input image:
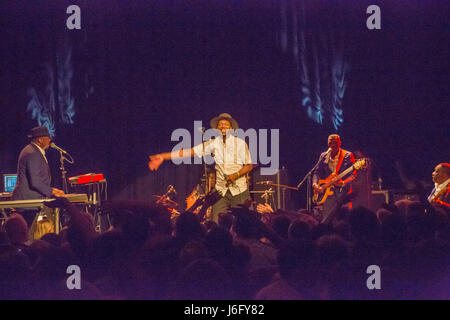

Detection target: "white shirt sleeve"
[192, 139, 215, 158]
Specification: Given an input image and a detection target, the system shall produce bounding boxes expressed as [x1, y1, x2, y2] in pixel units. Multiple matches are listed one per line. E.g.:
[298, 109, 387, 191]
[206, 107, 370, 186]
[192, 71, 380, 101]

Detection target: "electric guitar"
[313, 159, 367, 205]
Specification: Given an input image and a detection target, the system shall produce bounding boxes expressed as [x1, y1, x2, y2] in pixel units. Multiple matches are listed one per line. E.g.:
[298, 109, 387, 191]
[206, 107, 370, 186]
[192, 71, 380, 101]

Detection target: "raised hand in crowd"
[257, 203, 274, 215]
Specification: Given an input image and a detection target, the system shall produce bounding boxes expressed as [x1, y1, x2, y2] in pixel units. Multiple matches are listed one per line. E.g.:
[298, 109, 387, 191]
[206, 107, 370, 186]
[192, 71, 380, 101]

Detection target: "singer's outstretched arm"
[148, 148, 195, 171]
[149, 138, 218, 171]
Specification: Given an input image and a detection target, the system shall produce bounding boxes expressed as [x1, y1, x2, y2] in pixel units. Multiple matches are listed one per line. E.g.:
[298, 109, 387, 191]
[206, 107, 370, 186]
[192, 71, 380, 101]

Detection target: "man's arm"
[26, 153, 53, 197]
[226, 140, 253, 183]
[226, 164, 253, 183]
[149, 139, 216, 171]
[148, 148, 194, 171]
[342, 152, 356, 185]
[312, 155, 324, 193]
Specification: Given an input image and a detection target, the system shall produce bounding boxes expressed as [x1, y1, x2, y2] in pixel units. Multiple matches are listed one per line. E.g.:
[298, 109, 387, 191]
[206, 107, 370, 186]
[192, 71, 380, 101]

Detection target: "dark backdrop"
[1, 0, 449, 209]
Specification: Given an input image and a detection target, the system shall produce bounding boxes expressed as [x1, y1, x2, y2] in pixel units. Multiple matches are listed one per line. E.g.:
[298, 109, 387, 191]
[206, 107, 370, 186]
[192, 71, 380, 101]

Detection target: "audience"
[0, 195, 449, 300]
[4, 214, 29, 249]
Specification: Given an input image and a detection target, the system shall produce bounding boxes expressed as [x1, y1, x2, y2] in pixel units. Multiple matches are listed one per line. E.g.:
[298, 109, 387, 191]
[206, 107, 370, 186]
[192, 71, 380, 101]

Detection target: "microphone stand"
[296, 152, 327, 211]
[57, 151, 74, 194]
[201, 128, 209, 195]
[59, 153, 68, 194]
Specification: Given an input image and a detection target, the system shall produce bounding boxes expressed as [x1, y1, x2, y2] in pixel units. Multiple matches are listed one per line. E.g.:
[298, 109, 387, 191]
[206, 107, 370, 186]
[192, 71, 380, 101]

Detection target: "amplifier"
[369, 190, 390, 212]
[250, 167, 291, 211]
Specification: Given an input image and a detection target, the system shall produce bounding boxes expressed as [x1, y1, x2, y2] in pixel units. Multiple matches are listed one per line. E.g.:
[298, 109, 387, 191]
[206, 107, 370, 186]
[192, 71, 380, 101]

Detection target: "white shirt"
[193, 134, 252, 196]
[32, 142, 48, 163]
[327, 149, 341, 173]
[429, 179, 450, 202]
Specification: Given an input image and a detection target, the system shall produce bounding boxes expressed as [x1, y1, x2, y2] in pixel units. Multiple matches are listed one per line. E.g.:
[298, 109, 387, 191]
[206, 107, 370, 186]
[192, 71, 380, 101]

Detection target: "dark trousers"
[314, 187, 349, 223]
[210, 189, 250, 223]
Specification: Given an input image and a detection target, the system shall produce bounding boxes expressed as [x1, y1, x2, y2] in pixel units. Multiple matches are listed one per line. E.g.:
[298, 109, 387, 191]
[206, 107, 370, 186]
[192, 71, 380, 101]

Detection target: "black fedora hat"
[27, 126, 50, 139]
[210, 113, 239, 130]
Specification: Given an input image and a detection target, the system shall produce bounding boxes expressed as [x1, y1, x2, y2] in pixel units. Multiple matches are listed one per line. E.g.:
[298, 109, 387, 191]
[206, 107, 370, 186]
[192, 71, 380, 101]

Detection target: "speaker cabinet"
[250, 167, 290, 211]
[369, 190, 390, 212]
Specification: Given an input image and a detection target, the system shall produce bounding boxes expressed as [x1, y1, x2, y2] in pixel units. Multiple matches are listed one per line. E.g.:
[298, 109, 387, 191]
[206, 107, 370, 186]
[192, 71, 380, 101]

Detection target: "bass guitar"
[313, 159, 367, 205]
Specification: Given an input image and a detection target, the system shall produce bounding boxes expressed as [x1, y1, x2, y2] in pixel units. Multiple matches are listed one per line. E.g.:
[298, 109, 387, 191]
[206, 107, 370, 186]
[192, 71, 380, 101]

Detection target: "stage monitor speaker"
[250, 167, 290, 211]
[369, 190, 390, 212]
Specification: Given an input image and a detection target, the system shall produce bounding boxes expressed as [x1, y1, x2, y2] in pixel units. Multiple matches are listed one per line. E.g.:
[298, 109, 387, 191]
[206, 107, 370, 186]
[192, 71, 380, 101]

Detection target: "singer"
[312, 134, 356, 221]
[148, 113, 253, 222]
[12, 126, 65, 227]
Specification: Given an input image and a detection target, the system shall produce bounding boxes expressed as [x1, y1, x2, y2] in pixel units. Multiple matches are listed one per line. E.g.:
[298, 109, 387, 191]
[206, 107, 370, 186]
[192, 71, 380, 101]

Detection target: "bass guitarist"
[312, 134, 356, 221]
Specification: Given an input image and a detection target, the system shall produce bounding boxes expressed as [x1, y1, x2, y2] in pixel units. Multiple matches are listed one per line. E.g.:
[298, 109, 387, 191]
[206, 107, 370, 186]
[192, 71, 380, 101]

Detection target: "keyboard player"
[12, 126, 65, 227]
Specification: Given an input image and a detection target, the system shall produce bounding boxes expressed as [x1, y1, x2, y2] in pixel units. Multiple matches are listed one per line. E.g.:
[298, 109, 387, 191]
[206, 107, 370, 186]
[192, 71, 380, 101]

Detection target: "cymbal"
[250, 190, 275, 193]
[152, 195, 179, 208]
[269, 183, 298, 190]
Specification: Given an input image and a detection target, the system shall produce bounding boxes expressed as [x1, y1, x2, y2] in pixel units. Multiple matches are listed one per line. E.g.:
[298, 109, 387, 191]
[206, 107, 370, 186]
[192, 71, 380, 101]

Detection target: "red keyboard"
[68, 173, 105, 185]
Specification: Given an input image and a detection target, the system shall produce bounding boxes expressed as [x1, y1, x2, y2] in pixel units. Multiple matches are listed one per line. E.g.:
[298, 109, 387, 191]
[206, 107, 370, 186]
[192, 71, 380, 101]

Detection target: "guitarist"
[428, 163, 450, 208]
[312, 134, 356, 221]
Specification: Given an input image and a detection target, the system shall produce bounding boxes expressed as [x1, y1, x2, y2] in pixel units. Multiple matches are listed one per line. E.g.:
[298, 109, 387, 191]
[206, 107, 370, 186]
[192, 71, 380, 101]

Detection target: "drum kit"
[152, 170, 296, 219]
[152, 185, 180, 219]
[152, 182, 221, 221]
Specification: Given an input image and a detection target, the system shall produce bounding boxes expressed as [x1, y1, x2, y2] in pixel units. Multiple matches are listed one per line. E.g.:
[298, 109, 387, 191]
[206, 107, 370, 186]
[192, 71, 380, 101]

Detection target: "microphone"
[50, 142, 69, 154]
[320, 148, 331, 158]
[224, 174, 231, 187]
